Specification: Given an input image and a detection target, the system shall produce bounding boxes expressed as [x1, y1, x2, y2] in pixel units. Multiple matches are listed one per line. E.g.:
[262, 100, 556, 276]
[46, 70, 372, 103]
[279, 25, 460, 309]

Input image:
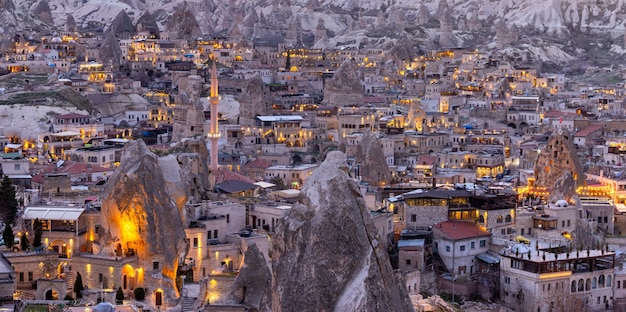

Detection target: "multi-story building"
[264, 164, 319, 189]
[501, 245, 615, 311]
[433, 220, 491, 277]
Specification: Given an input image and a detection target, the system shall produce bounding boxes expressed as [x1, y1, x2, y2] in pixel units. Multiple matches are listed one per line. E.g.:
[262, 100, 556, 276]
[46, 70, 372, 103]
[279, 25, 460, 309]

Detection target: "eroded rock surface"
[101, 140, 187, 305]
[269, 151, 413, 312]
[534, 132, 584, 201]
[354, 131, 392, 186]
[323, 59, 364, 107]
[229, 244, 273, 311]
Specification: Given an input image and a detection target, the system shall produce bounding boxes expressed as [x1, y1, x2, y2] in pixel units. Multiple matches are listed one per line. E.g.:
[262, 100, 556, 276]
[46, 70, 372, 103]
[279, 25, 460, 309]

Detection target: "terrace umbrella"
[93, 302, 115, 312]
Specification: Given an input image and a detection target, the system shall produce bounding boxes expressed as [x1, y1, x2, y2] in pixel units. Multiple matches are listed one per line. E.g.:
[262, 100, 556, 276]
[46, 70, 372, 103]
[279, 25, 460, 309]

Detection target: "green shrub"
[116, 287, 124, 303]
[134, 287, 145, 301]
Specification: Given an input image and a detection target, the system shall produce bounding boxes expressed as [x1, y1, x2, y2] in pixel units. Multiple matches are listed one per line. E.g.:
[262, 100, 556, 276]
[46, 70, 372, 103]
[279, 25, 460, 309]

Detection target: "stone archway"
[45, 289, 58, 300]
[36, 279, 66, 300]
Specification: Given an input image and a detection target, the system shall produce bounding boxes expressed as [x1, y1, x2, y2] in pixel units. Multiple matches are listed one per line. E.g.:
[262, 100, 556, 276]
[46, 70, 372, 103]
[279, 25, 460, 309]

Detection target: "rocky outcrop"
[101, 140, 188, 306]
[65, 14, 77, 32]
[171, 138, 214, 201]
[323, 59, 363, 107]
[229, 244, 273, 311]
[107, 10, 136, 37]
[99, 10, 134, 65]
[354, 131, 392, 186]
[135, 11, 160, 37]
[236, 73, 270, 126]
[165, 2, 202, 41]
[270, 151, 413, 312]
[533, 132, 585, 201]
[33, 0, 53, 24]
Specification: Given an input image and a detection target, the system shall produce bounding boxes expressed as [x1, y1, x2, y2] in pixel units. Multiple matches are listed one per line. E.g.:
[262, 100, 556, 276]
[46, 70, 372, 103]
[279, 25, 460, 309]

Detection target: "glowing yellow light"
[539, 271, 572, 279]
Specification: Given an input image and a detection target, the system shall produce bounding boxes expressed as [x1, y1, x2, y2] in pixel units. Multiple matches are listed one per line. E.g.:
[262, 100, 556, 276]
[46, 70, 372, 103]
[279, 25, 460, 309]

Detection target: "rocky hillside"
[2, 0, 626, 66]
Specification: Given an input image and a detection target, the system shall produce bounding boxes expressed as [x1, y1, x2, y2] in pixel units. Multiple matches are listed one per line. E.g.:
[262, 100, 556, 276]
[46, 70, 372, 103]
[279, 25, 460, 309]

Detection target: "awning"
[51, 131, 81, 137]
[7, 175, 32, 179]
[254, 181, 275, 188]
[84, 196, 98, 203]
[5, 143, 23, 149]
[476, 253, 500, 264]
[23, 206, 85, 221]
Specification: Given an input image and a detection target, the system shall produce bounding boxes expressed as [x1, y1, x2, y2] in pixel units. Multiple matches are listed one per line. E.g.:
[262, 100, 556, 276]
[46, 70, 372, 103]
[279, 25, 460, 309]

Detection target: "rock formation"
[354, 131, 392, 186]
[101, 140, 188, 306]
[269, 151, 413, 312]
[323, 59, 363, 107]
[65, 14, 77, 33]
[135, 11, 160, 38]
[170, 138, 214, 201]
[229, 244, 273, 311]
[533, 132, 585, 201]
[236, 73, 271, 126]
[107, 10, 136, 37]
[33, 0, 53, 24]
[165, 2, 202, 42]
[99, 10, 135, 65]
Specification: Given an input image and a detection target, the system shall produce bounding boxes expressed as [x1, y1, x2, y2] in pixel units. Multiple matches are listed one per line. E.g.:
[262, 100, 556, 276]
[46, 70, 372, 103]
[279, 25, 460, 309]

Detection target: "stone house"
[433, 220, 491, 277]
[402, 189, 473, 230]
[264, 164, 319, 189]
[500, 245, 615, 312]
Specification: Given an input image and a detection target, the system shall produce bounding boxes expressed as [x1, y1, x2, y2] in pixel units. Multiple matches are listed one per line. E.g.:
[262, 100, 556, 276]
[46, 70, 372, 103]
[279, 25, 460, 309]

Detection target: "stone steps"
[181, 296, 196, 312]
[63, 271, 74, 291]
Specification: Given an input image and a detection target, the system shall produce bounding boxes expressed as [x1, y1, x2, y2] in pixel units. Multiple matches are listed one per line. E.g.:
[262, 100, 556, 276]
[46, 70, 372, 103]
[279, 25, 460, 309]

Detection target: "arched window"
[599, 275, 605, 287]
[586, 278, 591, 291]
[505, 215, 512, 222]
[571, 281, 576, 292]
[608, 275, 612, 287]
[592, 277, 597, 289]
[478, 215, 485, 223]
[497, 216, 503, 223]
[578, 279, 584, 291]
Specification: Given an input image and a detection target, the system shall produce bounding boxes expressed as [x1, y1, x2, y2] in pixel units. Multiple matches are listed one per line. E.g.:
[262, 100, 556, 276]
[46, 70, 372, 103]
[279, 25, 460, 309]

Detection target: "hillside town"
[2, 10, 626, 312]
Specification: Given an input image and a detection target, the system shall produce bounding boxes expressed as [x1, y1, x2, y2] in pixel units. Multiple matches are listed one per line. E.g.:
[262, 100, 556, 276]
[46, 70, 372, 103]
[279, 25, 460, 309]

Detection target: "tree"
[33, 218, 43, 248]
[116, 287, 124, 304]
[133, 287, 145, 301]
[20, 232, 28, 251]
[73, 272, 84, 298]
[285, 51, 291, 71]
[269, 176, 286, 190]
[0, 176, 18, 224]
[2, 223, 14, 249]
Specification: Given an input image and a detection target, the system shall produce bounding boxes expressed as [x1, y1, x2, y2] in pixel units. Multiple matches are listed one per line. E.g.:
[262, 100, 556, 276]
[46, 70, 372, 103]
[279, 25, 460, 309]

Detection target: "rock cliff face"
[101, 140, 188, 305]
[164, 2, 201, 41]
[354, 131, 392, 186]
[236, 73, 270, 126]
[533, 132, 585, 201]
[269, 151, 413, 312]
[229, 244, 273, 311]
[323, 59, 363, 106]
[33, 0, 53, 25]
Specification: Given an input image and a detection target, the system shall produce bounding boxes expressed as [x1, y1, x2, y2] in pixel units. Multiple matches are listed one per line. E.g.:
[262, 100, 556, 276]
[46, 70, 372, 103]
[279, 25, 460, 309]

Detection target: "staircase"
[63, 270, 74, 291]
[181, 296, 196, 312]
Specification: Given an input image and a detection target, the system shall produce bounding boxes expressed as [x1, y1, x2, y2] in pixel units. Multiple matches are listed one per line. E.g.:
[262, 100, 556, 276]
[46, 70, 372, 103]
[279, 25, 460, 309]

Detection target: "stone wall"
[35, 279, 66, 300]
[406, 206, 448, 229]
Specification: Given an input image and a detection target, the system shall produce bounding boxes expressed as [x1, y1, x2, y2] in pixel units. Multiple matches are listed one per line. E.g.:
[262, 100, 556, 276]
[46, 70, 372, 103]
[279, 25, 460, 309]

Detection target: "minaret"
[208, 60, 220, 172]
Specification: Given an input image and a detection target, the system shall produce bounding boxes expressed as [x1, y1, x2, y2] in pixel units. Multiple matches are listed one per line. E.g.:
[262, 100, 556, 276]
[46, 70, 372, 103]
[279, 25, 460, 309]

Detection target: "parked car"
[478, 176, 492, 182]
